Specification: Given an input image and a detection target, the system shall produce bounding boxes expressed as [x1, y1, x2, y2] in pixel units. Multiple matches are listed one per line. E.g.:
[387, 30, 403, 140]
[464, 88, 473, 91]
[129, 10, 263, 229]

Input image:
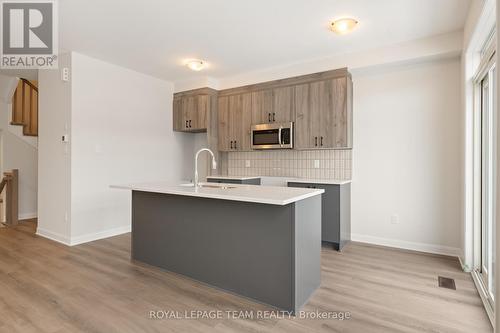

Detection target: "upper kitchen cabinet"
[294, 73, 353, 149]
[294, 83, 313, 149]
[217, 96, 230, 151]
[177, 68, 352, 150]
[250, 87, 294, 124]
[173, 88, 217, 133]
[272, 86, 295, 124]
[251, 90, 273, 124]
[218, 93, 252, 151]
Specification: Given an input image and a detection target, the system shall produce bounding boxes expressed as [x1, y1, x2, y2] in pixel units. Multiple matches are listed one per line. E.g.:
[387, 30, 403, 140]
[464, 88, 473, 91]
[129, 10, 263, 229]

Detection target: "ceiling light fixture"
[185, 59, 206, 71]
[330, 18, 358, 34]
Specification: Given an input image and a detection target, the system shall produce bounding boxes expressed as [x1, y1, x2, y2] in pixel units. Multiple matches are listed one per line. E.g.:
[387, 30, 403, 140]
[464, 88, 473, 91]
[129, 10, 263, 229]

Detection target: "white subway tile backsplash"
[225, 150, 352, 180]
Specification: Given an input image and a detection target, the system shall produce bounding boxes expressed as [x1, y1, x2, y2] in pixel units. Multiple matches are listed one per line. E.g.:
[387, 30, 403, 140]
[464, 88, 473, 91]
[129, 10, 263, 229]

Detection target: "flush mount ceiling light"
[330, 18, 358, 34]
[185, 59, 206, 71]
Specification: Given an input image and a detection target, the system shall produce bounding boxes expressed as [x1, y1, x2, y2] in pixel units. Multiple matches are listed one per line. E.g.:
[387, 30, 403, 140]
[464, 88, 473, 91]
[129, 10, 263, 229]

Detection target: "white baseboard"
[351, 233, 461, 257]
[36, 228, 71, 246]
[69, 225, 131, 246]
[19, 212, 37, 220]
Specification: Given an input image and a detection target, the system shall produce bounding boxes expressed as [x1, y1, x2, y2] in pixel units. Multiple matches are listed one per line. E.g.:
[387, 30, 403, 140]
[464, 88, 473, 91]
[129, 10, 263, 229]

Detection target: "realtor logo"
[1, 0, 58, 68]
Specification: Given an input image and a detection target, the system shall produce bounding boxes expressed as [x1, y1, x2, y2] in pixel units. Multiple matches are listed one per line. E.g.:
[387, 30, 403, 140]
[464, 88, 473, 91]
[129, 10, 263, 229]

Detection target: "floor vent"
[438, 276, 456, 290]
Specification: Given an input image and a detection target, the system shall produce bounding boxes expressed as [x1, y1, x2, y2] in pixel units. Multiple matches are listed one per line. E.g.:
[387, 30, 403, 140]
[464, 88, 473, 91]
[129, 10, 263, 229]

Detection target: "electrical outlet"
[314, 160, 320, 169]
[245, 160, 251, 168]
[390, 214, 400, 224]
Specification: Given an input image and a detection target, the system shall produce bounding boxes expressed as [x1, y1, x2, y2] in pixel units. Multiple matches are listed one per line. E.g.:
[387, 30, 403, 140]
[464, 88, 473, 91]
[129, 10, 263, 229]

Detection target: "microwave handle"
[278, 126, 282, 146]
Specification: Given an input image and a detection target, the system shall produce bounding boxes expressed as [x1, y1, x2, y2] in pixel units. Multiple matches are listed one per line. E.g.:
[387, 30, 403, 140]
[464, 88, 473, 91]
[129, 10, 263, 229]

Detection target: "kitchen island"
[112, 182, 324, 313]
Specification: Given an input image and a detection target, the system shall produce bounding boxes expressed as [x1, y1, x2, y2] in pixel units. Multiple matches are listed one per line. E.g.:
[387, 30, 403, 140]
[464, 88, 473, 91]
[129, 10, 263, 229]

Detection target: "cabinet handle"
[234, 141, 237, 149]
[320, 136, 323, 146]
[315, 136, 318, 147]
[189, 120, 192, 128]
[230, 141, 233, 149]
[185, 120, 188, 128]
[272, 113, 276, 122]
[268, 113, 271, 122]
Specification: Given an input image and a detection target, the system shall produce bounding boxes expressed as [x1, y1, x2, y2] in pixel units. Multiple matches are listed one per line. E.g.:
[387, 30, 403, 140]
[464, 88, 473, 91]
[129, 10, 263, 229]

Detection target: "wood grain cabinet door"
[251, 90, 273, 124]
[309, 80, 328, 148]
[173, 95, 208, 132]
[228, 94, 243, 150]
[217, 96, 230, 151]
[194, 95, 208, 131]
[308, 77, 350, 149]
[272, 86, 294, 123]
[172, 97, 183, 131]
[325, 77, 348, 148]
[181, 96, 196, 130]
[239, 93, 252, 151]
[294, 84, 313, 149]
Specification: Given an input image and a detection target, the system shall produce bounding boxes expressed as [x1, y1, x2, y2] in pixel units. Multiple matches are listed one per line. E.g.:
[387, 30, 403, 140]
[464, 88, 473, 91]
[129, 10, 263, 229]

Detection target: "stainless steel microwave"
[251, 122, 293, 150]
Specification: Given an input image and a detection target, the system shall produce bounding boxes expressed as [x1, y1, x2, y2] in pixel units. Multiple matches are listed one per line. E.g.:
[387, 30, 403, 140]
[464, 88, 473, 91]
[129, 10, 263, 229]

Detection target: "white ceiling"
[59, 0, 470, 82]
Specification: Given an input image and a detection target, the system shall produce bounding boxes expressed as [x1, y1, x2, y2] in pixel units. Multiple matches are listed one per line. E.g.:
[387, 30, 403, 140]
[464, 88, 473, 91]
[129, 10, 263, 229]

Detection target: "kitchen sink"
[199, 184, 236, 190]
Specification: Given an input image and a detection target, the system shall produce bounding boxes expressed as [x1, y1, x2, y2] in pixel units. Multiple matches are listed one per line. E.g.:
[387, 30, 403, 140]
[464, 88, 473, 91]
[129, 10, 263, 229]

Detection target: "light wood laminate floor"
[0, 221, 492, 333]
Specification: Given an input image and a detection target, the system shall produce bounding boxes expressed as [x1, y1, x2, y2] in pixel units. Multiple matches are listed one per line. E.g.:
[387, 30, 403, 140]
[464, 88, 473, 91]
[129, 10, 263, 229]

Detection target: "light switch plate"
[245, 160, 251, 168]
[61, 67, 70, 82]
[314, 160, 320, 169]
[390, 214, 400, 224]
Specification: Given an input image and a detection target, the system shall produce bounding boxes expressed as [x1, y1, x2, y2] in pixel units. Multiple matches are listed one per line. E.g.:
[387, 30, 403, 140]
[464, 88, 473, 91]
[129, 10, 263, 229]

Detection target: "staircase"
[11, 79, 38, 137]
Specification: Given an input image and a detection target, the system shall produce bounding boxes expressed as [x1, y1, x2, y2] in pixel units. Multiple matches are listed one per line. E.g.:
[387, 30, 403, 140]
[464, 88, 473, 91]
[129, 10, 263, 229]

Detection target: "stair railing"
[0, 169, 18, 226]
[11, 78, 38, 136]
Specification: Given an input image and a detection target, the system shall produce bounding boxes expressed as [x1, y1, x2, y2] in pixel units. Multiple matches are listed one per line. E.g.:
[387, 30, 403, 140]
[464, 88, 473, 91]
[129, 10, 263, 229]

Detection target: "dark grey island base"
[288, 182, 351, 251]
[131, 190, 321, 313]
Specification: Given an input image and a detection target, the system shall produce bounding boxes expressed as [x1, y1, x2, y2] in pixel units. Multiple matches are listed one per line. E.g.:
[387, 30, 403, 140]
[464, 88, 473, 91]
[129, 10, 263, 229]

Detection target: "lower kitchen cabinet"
[288, 182, 351, 251]
[207, 177, 261, 185]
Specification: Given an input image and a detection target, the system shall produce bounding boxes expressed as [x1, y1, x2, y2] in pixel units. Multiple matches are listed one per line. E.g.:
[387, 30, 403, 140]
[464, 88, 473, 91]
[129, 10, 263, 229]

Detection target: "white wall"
[37, 53, 72, 243]
[0, 76, 38, 220]
[351, 58, 462, 255]
[174, 31, 462, 92]
[1, 128, 38, 219]
[69, 52, 194, 244]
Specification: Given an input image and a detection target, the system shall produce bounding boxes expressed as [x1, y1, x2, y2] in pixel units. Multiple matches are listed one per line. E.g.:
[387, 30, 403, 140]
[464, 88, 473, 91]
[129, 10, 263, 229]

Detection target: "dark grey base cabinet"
[207, 177, 261, 185]
[288, 182, 351, 251]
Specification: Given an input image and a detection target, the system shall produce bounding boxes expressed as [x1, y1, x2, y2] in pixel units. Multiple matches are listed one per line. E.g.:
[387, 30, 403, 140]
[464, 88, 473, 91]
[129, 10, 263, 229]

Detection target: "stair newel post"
[3, 170, 19, 226]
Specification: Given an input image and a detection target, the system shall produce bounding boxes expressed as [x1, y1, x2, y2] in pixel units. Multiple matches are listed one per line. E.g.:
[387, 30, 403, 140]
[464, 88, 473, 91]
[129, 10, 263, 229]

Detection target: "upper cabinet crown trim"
[218, 68, 350, 97]
[174, 87, 218, 98]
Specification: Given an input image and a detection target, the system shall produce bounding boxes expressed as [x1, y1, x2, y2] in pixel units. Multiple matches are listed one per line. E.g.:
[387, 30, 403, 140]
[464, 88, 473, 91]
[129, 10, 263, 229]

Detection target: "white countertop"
[206, 175, 351, 185]
[111, 182, 324, 206]
[286, 178, 351, 185]
[206, 175, 261, 180]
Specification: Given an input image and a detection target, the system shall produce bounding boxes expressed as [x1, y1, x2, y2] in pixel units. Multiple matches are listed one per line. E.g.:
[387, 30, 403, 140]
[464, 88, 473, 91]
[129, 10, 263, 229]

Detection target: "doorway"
[472, 34, 497, 321]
